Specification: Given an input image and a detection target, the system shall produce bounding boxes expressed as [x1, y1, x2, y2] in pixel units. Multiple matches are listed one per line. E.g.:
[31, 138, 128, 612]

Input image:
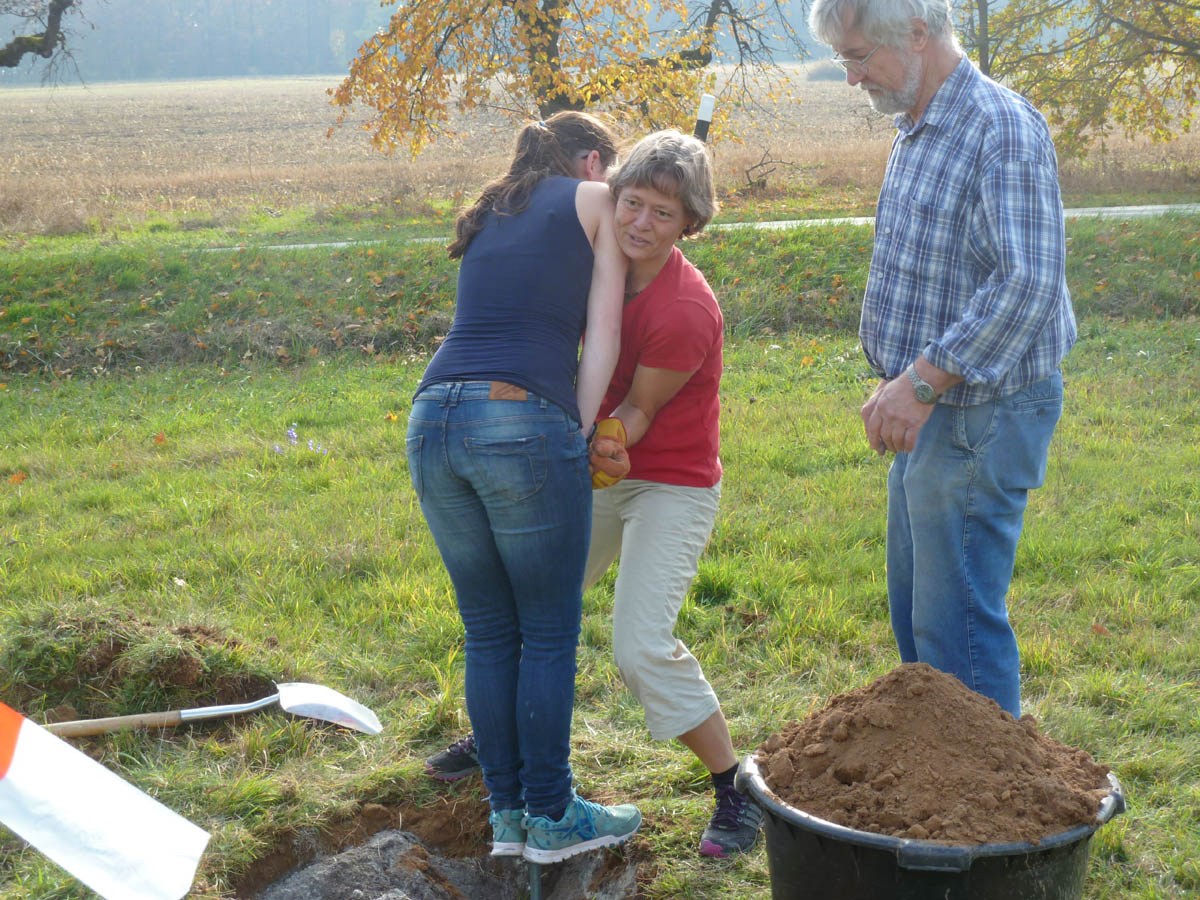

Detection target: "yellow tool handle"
[44, 709, 184, 737]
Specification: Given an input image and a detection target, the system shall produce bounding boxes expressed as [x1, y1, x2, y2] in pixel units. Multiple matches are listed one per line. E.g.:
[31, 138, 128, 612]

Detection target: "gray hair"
[808, 0, 955, 49]
[607, 130, 717, 236]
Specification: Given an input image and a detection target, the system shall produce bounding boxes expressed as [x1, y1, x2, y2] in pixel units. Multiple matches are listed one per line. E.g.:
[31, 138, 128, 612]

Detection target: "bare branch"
[1105, 10, 1200, 56]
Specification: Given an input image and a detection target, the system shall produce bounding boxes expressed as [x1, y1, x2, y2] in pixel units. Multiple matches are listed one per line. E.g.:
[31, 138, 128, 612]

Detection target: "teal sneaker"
[490, 807, 526, 857]
[522, 792, 641, 864]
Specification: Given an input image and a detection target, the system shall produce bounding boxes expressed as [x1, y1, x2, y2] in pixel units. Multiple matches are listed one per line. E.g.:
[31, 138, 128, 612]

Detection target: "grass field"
[1, 316, 1198, 899]
[1, 73, 1199, 900]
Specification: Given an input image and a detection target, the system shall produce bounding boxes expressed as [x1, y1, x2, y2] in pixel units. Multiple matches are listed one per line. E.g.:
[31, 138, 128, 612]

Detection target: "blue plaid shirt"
[861, 57, 1076, 406]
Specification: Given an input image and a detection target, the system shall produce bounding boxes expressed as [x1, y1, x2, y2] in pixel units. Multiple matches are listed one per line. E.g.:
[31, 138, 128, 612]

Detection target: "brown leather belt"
[489, 381, 527, 401]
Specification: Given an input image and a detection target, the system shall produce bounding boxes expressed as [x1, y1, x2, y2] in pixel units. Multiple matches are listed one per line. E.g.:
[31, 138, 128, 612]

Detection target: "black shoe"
[425, 732, 481, 782]
[699, 784, 764, 857]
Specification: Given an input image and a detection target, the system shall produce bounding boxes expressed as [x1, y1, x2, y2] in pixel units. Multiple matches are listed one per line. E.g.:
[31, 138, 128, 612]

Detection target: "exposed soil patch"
[234, 796, 489, 897]
[255, 833, 641, 900]
[235, 802, 404, 898]
[757, 663, 1111, 844]
[400, 795, 492, 858]
[241, 795, 641, 900]
[1, 609, 280, 719]
[211, 671, 280, 706]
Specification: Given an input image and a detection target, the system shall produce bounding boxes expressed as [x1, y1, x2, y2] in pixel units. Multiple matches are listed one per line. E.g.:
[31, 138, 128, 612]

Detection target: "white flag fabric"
[0, 702, 210, 900]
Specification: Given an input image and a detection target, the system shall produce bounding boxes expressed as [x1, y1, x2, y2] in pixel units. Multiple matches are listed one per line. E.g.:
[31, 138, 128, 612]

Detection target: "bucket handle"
[895, 842, 973, 872]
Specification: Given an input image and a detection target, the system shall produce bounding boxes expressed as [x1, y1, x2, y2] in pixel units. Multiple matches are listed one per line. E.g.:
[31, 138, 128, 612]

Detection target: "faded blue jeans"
[886, 373, 1063, 718]
[406, 381, 591, 816]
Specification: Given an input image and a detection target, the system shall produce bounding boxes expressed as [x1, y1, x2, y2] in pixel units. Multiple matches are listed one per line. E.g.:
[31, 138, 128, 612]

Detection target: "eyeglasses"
[832, 43, 882, 76]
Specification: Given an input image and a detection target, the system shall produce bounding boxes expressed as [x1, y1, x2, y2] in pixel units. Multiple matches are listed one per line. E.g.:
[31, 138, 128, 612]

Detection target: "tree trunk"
[976, 0, 990, 75]
[516, 0, 585, 117]
[0, 0, 74, 68]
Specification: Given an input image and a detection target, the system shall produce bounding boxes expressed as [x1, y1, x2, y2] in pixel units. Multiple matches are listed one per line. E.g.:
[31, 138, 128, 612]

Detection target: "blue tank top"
[415, 176, 594, 423]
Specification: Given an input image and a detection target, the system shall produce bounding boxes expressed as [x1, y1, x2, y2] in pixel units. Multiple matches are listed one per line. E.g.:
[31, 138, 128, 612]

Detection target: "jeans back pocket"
[464, 434, 548, 503]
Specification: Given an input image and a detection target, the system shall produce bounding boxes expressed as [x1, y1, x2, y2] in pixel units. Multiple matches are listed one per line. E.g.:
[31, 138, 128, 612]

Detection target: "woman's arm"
[607, 364, 696, 447]
[574, 182, 626, 427]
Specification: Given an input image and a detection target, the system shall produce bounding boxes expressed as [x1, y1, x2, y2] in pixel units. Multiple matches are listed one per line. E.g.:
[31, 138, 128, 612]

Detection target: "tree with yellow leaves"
[959, 0, 1198, 156]
[329, 0, 806, 155]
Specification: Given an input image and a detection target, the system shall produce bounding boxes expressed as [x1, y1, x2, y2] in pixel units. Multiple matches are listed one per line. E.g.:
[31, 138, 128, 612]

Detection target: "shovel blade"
[276, 683, 383, 735]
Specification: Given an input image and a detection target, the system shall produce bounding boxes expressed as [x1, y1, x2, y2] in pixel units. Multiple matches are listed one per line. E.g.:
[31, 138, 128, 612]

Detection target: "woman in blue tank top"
[405, 112, 641, 863]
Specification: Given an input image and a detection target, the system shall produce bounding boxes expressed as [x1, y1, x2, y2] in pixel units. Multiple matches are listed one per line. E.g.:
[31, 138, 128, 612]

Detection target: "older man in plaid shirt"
[808, 0, 1077, 717]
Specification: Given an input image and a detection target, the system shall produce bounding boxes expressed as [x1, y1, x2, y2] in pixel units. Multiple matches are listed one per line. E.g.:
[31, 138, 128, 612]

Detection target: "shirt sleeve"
[922, 159, 1068, 384]
[637, 293, 720, 373]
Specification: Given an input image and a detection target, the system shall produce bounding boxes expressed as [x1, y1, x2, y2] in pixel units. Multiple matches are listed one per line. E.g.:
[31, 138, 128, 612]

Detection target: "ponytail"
[449, 111, 618, 259]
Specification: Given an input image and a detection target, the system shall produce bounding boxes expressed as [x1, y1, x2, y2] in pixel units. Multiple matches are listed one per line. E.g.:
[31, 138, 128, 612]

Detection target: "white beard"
[863, 51, 922, 116]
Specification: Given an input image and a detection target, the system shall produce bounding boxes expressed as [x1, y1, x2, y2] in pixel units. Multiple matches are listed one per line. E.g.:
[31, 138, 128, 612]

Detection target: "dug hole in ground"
[251, 812, 638, 900]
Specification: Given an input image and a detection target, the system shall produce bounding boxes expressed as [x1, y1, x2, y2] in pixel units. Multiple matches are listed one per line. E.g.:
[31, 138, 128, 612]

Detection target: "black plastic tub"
[737, 755, 1125, 900]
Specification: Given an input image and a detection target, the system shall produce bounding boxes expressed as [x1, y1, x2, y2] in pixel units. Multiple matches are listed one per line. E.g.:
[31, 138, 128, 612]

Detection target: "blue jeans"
[886, 373, 1063, 717]
[406, 381, 591, 815]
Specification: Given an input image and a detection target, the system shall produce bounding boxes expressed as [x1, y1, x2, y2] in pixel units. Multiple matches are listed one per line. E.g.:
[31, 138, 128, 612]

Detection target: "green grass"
[1, 210, 1198, 897]
[2, 295, 1198, 897]
[4, 216, 1196, 378]
[0, 241, 458, 375]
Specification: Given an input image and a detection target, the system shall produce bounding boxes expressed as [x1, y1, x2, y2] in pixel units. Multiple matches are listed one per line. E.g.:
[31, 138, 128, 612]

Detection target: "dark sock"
[543, 803, 569, 822]
[712, 763, 738, 791]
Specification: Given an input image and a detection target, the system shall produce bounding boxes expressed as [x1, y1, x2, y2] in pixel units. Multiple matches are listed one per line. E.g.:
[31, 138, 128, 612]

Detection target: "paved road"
[205, 203, 1200, 253]
[709, 203, 1200, 233]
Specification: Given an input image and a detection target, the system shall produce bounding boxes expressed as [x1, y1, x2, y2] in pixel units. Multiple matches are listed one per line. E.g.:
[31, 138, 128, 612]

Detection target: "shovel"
[42, 682, 383, 738]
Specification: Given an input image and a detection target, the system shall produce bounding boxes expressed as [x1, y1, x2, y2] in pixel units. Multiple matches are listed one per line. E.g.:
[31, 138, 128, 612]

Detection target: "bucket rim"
[737, 754, 1125, 873]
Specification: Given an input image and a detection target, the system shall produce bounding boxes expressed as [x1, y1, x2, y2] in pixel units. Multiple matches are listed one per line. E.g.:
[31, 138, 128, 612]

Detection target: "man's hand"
[861, 377, 935, 455]
[589, 417, 630, 489]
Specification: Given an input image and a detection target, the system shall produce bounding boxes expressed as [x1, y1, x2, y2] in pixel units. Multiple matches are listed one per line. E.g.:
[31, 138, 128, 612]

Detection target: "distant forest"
[1, 0, 814, 86]
[0, 0, 393, 84]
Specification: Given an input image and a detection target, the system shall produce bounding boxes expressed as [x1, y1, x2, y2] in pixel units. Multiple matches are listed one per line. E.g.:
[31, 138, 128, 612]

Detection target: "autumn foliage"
[976, 0, 1199, 156]
[329, 0, 804, 156]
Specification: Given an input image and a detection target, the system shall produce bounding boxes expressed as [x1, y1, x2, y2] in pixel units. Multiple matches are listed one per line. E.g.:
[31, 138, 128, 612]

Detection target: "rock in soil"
[255, 828, 638, 900]
[756, 663, 1112, 844]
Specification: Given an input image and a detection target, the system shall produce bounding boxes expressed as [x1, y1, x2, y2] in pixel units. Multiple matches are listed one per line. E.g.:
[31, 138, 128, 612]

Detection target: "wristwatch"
[905, 365, 939, 404]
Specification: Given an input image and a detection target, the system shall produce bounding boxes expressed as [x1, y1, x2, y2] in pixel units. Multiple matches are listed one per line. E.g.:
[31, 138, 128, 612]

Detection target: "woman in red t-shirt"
[586, 130, 764, 859]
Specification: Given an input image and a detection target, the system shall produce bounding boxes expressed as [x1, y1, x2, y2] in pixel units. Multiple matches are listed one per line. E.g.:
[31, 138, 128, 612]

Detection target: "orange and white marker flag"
[0, 702, 210, 900]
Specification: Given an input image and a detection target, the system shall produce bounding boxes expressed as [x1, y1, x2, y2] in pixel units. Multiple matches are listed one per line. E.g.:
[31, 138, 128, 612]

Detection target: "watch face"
[907, 367, 936, 403]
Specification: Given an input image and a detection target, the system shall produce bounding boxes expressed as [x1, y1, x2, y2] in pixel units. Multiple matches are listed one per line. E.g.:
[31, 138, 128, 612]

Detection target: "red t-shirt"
[599, 246, 723, 487]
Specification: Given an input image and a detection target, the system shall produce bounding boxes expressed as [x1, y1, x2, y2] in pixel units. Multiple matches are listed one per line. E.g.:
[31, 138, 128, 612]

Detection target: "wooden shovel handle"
[44, 709, 184, 737]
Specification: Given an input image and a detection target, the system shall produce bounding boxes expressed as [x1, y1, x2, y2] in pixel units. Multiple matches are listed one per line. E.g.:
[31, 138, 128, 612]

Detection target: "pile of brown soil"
[756, 663, 1111, 845]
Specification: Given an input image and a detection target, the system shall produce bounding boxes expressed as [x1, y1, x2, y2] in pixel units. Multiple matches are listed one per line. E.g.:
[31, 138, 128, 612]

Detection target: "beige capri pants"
[584, 478, 723, 741]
